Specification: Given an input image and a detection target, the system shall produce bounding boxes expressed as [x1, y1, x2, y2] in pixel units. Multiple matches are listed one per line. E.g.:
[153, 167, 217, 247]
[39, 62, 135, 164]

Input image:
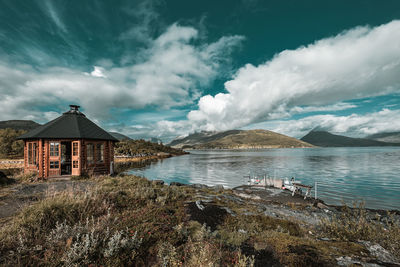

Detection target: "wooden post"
[44, 140, 48, 178]
[23, 141, 27, 173]
[38, 139, 43, 177]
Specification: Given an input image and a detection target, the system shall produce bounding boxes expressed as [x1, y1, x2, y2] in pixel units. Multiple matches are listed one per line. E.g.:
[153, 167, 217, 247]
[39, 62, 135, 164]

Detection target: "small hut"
[18, 105, 118, 178]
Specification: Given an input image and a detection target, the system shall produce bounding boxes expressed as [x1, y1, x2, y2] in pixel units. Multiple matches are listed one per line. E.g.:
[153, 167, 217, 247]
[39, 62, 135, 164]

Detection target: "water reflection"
[127, 147, 400, 210]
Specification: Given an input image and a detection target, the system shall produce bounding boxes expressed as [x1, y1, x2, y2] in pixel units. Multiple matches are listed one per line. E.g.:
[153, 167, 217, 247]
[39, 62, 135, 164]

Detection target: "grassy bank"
[0, 175, 399, 266]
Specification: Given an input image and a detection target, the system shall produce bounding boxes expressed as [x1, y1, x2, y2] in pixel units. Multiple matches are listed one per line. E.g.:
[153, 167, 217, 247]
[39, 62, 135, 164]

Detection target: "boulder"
[244, 189, 253, 194]
[190, 183, 209, 189]
[152, 180, 165, 185]
[360, 241, 399, 264]
[170, 182, 185, 186]
[317, 202, 328, 209]
[212, 185, 225, 192]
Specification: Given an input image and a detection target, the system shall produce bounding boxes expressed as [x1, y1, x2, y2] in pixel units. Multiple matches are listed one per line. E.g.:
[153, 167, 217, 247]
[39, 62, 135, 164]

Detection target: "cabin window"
[87, 143, 94, 164]
[96, 143, 104, 163]
[27, 142, 37, 165]
[73, 160, 78, 168]
[50, 142, 59, 157]
[73, 142, 79, 156]
[50, 161, 59, 169]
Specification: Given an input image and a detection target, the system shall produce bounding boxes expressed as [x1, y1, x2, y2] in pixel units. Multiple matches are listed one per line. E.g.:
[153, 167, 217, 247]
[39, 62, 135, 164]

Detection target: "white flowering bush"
[43, 215, 142, 266]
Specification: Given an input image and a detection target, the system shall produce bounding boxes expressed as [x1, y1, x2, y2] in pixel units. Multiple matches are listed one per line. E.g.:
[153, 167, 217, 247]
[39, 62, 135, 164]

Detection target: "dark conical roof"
[18, 105, 118, 141]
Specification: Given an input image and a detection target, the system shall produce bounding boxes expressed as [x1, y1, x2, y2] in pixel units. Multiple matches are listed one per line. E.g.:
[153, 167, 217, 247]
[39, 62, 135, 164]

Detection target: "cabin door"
[71, 141, 80, 176]
[61, 142, 72, 175]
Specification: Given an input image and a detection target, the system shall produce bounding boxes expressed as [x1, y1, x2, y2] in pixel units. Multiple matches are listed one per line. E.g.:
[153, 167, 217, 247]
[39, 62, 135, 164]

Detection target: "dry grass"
[114, 155, 167, 163]
[0, 175, 398, 266]
[320, 202, 400, 259]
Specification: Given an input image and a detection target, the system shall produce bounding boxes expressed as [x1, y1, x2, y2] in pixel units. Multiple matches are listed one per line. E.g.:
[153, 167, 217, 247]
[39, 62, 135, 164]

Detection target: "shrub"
[0, 128, 26, 158]
[183, 225, 222, 266]
[114, 139, 186, 158]
[320, 202, 400, 259]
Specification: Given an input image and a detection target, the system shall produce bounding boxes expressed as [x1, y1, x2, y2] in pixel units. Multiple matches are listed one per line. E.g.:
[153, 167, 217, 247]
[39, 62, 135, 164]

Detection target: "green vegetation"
[1, 175, 398, 266]
[0, 128, 26, 158]
[115, 139, 188, 157]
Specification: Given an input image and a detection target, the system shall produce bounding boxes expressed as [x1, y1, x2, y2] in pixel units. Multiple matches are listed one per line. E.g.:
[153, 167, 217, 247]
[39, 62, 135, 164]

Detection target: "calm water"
[127, 147, 400, 210]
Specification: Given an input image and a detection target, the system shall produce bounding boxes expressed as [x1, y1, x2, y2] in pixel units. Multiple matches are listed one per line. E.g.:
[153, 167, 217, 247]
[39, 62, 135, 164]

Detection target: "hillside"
[0, 120, 40, 131]
[301, 130, 400, 147]
[169, 129, 313, 149]
[366, 131, 400, 143]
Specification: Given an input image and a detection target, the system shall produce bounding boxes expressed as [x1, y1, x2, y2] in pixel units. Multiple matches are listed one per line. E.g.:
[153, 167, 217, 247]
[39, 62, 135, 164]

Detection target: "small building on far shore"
[18, 105, 118, 178]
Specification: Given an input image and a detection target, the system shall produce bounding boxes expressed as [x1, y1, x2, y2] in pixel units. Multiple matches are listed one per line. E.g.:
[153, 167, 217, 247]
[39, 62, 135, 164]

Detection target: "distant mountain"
[0, 120, 41, 131]
[169, 129, 313, 149]
[301, 130, 400, 147]
[109, 132, 132, 141]
[366, 132, 400, 143]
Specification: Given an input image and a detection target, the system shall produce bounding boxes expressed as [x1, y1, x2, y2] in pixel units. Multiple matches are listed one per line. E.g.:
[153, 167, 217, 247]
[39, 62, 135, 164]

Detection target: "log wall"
[23, 139, 116, 178]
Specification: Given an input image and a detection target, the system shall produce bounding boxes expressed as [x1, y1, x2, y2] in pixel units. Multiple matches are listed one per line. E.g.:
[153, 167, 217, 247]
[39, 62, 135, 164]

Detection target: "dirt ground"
[0, 179, 92, 221]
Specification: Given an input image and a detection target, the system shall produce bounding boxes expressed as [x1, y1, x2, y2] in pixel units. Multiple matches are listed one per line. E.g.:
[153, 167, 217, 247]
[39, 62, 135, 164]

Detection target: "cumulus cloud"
[0, 23, 244, 122]
[187, 20, 400, 131]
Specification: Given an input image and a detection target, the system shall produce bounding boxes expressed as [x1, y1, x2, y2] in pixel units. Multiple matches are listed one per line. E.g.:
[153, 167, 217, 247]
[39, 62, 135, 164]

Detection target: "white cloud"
[187, 20, 400, 132]
[90, 66, 107, 78]
[252, 109, 400, 138]
[0, 24, 244, 123]
[288, 102, 357, 114]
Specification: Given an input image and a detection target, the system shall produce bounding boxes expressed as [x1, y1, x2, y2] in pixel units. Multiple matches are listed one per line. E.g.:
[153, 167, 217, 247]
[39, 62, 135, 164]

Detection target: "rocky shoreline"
[164, 181, 400, 266]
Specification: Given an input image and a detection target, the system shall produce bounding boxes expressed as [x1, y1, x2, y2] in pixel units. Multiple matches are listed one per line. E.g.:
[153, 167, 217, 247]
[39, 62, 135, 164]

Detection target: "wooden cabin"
[18, 105, 118, 178]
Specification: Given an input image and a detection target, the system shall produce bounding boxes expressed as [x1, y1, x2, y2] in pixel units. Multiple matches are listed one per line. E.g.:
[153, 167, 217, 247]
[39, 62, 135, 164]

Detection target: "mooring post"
[315, 181, 317, 199]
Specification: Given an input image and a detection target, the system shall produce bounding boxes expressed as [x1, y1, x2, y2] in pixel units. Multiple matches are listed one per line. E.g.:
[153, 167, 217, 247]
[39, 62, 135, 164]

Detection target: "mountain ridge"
[0, 120, 41, 131]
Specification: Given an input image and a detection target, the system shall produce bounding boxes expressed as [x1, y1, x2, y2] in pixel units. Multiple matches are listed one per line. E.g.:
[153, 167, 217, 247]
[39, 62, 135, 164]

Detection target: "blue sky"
[1, 0, 400, 141]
